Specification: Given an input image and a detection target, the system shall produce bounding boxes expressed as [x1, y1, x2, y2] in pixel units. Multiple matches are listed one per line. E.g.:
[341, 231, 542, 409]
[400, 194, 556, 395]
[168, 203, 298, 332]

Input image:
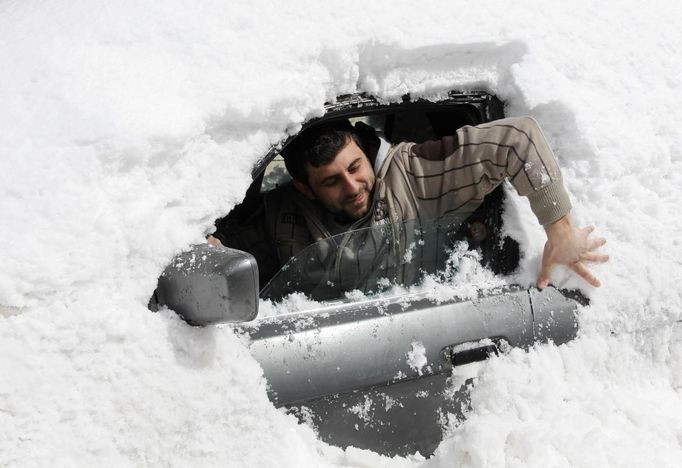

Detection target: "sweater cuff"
[527, 179, 572, 226]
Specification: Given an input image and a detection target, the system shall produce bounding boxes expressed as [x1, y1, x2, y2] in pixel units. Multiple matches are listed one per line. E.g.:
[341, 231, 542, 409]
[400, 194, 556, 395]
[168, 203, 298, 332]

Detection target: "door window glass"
[260, 212, 473, 302]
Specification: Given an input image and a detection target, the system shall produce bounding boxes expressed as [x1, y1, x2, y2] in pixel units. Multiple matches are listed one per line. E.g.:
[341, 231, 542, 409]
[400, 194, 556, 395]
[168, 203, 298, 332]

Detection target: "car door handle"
[447, 339, 500, 367]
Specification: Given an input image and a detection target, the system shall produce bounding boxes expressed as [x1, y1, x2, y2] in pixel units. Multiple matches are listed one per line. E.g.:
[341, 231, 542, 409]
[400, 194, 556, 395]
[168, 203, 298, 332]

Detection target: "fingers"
[584, 232, 607, 262]
[540, 224, 608, 289]
[582, 225, 595, 236]
[571, 261, 601, 287]
[588, 236, 607, 250]
[581, 252, 610, 263]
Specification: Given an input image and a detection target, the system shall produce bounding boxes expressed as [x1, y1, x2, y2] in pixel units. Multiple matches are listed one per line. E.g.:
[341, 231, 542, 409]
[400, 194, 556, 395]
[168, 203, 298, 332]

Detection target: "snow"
[1, 0, 682, 466]
[406, 342, 429, 376]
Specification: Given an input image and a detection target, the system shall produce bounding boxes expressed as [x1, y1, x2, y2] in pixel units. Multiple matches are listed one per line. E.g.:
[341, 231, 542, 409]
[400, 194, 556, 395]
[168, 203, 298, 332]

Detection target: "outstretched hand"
[537, 215, 608, 289]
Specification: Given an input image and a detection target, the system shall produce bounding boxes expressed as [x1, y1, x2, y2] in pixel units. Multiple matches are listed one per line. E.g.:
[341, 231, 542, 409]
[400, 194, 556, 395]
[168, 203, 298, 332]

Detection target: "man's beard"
[321, 186, 372, 222]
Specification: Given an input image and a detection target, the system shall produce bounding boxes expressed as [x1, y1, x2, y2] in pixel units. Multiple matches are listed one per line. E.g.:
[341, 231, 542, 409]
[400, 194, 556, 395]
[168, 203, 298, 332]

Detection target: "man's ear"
[293, 180, 316, 200]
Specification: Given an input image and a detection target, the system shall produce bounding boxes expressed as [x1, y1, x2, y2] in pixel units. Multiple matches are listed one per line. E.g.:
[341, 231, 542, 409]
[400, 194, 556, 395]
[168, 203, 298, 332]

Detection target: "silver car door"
[239, 285, 578, 456]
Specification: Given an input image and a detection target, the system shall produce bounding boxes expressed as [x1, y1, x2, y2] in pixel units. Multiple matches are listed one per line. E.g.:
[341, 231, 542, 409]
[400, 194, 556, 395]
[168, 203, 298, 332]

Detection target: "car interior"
[213, 98, 520, 301]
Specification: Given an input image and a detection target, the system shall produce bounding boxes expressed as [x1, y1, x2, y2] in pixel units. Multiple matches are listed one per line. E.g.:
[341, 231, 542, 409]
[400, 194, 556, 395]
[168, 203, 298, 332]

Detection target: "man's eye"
[348, 164, 358, 173]
[322, 178, 337, 187]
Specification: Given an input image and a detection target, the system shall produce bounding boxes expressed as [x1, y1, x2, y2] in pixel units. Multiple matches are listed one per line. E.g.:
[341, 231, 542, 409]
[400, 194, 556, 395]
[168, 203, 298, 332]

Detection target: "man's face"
[295, 139, 376, 220]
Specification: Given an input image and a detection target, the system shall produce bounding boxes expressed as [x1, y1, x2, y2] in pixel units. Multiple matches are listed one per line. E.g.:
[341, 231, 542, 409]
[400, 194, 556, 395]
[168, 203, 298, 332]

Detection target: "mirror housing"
[154, 244, 259, 325]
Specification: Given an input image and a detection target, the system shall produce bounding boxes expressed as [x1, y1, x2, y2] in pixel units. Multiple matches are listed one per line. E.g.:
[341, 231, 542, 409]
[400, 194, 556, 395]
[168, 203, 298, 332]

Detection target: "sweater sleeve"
[402, 116, 572, 226]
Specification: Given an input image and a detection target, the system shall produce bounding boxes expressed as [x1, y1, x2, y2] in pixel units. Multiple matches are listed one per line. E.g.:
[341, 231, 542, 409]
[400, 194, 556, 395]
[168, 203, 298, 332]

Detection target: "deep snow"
[1, 0, 681, 466]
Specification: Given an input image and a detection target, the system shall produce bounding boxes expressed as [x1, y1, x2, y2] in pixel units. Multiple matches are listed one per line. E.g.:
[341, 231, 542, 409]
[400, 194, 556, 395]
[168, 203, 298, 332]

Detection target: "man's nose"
[341, 173, 360, 193]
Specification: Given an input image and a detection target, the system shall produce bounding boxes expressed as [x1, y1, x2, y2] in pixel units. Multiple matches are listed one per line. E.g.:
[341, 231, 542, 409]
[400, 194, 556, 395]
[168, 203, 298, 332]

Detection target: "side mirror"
[154, 244, 259, 325]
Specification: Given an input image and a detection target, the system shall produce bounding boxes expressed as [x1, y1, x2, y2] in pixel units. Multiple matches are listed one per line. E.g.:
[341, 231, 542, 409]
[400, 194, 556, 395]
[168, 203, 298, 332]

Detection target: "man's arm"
[402, 116, 607, 287]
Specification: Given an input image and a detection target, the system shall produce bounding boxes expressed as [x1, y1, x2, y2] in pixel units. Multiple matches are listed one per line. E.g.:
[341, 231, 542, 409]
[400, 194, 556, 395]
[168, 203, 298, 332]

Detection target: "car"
[150, 91, 583, 457]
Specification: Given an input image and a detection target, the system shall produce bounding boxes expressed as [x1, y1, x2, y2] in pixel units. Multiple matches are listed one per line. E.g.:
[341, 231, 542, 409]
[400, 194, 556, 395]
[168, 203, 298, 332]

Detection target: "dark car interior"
[213, 94, 520, 299]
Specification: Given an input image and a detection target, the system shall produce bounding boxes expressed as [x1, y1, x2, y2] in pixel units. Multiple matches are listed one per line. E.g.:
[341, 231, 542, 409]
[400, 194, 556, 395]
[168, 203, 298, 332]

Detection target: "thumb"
[537, 246, 553, 289]
[537, 273, 551, 290]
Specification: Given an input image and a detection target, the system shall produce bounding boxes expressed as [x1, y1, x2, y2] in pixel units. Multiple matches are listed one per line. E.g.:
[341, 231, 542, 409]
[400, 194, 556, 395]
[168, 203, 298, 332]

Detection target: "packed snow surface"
[1, 0, 682, 466]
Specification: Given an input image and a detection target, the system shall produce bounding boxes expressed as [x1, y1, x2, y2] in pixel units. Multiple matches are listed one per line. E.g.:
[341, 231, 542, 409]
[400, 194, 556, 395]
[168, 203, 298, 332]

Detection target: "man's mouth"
[347, 192, 366, 207]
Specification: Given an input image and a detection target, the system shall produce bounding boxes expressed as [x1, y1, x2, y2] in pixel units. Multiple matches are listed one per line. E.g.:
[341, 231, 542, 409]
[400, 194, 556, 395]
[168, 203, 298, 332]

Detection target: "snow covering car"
[151, 91, 583, 457]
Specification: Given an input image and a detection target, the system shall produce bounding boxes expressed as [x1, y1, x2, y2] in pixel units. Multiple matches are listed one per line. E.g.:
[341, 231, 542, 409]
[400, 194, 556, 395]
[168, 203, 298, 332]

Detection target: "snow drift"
[1, 0, 681, 466]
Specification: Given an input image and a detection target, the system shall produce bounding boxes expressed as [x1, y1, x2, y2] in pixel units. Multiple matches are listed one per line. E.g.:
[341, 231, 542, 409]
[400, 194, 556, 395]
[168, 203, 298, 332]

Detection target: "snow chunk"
[406, 341, 428, 376]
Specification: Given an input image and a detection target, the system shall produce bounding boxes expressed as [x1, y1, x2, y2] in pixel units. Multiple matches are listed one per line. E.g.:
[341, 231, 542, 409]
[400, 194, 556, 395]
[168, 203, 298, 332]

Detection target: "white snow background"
[1, 0, 682, 466]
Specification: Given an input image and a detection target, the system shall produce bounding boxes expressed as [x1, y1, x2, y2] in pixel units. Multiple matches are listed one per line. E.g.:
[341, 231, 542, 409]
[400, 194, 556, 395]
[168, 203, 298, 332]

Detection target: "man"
[210, 116, 608, 290]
